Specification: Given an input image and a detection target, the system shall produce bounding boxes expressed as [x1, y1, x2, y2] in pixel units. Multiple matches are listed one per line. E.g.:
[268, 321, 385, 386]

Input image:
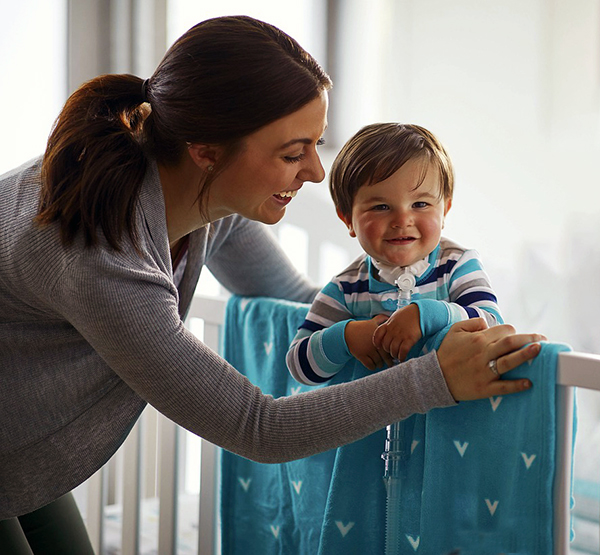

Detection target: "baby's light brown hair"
[329, 123, 454, 219]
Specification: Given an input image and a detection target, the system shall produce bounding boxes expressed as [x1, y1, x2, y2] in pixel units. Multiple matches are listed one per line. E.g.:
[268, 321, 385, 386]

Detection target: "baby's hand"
[372, 304, 422, 361]
[345, 315, 394, 371]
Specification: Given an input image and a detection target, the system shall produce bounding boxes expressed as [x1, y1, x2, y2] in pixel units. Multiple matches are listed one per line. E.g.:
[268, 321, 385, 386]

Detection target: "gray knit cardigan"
[0, 157, 455, 518]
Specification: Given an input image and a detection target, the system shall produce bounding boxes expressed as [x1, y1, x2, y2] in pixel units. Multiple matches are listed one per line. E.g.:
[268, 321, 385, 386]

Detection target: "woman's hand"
[345, 315, 394, 371]
[372, 304, 422, 361]
[436, 318, 546, 401]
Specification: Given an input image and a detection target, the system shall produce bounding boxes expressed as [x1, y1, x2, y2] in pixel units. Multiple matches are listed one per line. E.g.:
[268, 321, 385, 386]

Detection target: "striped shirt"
[287, 237, 502, 385]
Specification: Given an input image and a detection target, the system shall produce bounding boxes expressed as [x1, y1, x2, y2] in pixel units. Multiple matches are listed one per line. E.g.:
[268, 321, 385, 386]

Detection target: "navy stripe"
[339, 279, 370, 295]
[419, 259, 458, 286]
[299, 319, 326, 332]
[456, 291, 498, 307]
[298, 338, 329, 383]
[465, 306, 479, 318]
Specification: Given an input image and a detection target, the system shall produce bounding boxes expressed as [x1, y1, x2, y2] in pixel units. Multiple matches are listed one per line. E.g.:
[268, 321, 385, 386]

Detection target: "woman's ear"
[336, 207, 356, 238]
[186, 143, 221, 172]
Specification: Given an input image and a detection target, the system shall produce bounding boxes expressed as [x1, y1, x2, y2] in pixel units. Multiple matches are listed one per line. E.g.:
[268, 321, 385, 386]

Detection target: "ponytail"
[38, 74, 149, 250]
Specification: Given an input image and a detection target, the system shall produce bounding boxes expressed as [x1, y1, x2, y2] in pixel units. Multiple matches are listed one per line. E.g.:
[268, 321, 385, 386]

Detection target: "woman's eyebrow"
[279, 138, 313, 150]
[279, 125, 327, 150]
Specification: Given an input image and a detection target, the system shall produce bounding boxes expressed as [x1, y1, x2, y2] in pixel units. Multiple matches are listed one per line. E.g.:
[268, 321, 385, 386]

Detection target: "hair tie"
[141, 79, 150, 103]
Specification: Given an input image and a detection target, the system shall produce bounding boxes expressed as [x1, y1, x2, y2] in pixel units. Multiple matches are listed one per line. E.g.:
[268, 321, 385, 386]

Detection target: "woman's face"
[208, 90, 329, 224]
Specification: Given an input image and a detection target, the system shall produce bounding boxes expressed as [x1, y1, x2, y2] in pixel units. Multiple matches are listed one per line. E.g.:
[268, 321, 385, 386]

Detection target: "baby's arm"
[286, 282, 391, 385]
[414, 249, 502, 338]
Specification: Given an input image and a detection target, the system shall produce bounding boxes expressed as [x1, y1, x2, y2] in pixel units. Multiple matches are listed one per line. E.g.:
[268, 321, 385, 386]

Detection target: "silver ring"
[488, 359, 499, 376]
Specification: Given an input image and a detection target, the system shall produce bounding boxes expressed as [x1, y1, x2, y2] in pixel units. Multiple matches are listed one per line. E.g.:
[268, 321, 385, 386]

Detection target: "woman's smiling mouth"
[274, 189, 298, 199]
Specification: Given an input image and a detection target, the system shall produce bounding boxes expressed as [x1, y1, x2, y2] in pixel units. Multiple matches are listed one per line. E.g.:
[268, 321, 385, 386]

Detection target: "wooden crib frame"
[82, 294, 600, 554]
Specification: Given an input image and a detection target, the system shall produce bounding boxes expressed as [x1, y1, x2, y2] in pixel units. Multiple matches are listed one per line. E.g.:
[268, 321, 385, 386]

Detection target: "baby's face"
[340, 159, 451, 268]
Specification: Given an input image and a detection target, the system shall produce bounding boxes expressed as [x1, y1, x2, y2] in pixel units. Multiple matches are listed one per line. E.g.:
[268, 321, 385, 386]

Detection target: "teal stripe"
[448, 258, 483, 281]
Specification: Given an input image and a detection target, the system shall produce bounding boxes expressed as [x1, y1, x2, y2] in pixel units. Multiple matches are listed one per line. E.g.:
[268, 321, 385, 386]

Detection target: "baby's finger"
[389, 339, 402, 361]
[398, 342, 411, 363]
[372, 325, 385, 349]
[379, 349, 394, 368]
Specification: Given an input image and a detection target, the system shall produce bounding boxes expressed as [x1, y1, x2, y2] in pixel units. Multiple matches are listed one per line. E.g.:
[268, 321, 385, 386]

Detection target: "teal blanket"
[220, 295, 572, 554]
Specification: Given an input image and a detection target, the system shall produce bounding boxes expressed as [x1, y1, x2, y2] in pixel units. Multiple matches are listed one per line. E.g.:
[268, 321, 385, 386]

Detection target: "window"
[0, 0, 67, 175]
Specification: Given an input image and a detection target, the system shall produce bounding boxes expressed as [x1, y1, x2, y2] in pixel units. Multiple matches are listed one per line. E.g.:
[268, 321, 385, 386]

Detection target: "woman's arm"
[206, 216, 319, 303]
[50, 238, 540, 465]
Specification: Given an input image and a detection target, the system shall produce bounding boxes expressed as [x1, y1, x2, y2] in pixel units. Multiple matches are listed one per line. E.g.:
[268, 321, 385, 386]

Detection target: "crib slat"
[555, 351, 600, 555]
[121, 417, 142, 555]
[198, 439, 218, 555]
[158, 414, 179, 555]
[197, 319, 222, 555]
[86, 466, 106, 554]
[553, 384, 575, 555]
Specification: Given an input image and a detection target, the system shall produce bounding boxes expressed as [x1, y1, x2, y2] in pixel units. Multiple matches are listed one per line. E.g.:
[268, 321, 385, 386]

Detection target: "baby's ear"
[444, 197, 453, 216]
[336, 208, 356, 237]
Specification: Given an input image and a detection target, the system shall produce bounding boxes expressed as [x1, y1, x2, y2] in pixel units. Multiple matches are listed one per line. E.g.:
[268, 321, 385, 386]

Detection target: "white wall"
[0, 0, 67, 175]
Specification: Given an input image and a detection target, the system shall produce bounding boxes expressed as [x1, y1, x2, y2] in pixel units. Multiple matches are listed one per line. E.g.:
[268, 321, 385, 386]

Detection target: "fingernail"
[523, 380, 531, 389]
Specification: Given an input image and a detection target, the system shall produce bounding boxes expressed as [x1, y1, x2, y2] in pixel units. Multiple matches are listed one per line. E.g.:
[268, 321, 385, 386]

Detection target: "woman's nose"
[300, 151, 326, 183]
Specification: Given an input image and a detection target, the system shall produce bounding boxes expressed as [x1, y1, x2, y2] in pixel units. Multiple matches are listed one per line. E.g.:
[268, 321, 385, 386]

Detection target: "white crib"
[79, 293, 600, 555]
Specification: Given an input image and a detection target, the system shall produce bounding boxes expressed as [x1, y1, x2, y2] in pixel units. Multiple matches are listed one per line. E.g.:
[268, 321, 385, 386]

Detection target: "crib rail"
[82, 294, 600, 554]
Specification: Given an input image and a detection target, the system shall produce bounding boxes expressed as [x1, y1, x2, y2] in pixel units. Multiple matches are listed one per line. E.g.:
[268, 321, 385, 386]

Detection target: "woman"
[0, 15, 542, 552]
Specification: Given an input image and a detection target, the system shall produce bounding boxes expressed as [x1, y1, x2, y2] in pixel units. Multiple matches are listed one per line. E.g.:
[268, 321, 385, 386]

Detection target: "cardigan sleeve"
[205, 216, 319, 303]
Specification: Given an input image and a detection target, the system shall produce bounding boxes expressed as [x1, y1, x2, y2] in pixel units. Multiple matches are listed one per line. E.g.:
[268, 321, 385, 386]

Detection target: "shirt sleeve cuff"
[412, 299, 450, 337]
[320, 320, 353, 364]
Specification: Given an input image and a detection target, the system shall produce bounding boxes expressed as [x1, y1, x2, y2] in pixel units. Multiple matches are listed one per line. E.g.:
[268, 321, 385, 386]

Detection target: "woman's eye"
[316, 137, 326, 146]
[284, 153, 305, 164]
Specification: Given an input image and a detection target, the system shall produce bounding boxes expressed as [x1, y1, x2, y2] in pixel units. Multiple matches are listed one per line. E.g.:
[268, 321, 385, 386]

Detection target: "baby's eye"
[372, 204, 389, 211]
[413, 201, 429, 209]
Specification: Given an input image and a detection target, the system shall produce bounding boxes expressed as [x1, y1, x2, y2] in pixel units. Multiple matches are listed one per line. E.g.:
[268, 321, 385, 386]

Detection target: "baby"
[287, 123, 502, 384]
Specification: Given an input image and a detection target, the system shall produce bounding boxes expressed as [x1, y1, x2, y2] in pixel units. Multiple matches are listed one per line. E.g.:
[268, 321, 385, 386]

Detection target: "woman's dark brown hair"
[38, 15, 332, 249]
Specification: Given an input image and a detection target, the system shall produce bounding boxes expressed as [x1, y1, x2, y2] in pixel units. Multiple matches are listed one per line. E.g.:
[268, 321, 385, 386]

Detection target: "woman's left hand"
[436, 318, 546, 401]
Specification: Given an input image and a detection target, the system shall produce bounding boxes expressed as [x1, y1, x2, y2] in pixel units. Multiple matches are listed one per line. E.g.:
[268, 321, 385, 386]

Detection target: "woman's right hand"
[436, 318, 546, 401]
